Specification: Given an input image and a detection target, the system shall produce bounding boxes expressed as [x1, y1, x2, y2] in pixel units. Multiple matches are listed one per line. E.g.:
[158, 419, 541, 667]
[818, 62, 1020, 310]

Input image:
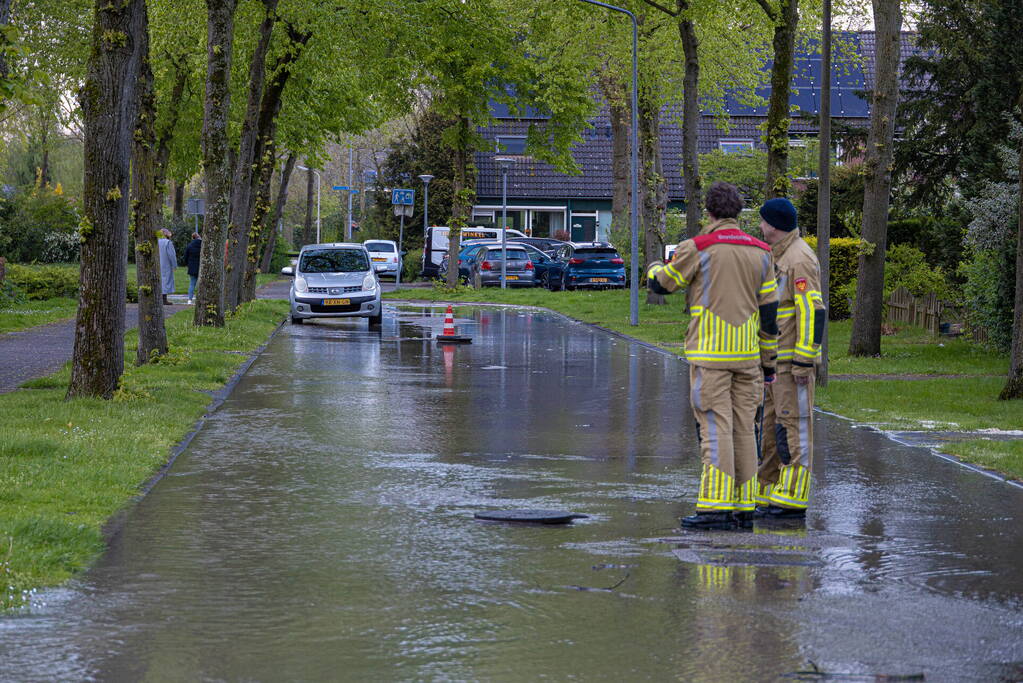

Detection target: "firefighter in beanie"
[755, 197, 826, 519]
[647, 182, 779, 530]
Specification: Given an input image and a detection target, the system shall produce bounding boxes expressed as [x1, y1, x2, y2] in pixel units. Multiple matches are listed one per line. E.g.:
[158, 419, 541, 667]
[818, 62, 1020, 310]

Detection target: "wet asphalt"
[0, 302, 1021, 681]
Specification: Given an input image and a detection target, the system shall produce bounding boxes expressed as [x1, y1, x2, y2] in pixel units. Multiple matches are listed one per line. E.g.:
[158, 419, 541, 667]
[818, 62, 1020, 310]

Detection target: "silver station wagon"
[282, 243, 382, 326]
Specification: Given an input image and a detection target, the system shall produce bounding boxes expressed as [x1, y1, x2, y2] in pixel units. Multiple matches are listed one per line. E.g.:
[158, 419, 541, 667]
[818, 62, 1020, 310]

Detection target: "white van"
[421, 226, 527, 278]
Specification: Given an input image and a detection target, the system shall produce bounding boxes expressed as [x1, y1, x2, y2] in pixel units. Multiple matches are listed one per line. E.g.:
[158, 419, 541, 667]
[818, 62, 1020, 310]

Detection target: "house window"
[719, 139, 755, 154]
[495, 136, 527, 155]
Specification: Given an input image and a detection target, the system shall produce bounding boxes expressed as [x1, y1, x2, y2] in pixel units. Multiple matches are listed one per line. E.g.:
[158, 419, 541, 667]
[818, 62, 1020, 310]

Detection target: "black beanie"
[759, 198, 798, 232]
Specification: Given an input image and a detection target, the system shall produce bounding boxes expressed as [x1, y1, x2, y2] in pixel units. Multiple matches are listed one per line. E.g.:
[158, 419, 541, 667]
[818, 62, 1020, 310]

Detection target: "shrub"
[803, 236, 862, 319]
[0, 188, 80, 263]
[837, 243, 955, 317]
[0, 279, 26, 306]
[268, 238, 292, 274]
[959, 248, 1015, 351]
[402, 248, 422, 283]
[6, 263, 139, 302]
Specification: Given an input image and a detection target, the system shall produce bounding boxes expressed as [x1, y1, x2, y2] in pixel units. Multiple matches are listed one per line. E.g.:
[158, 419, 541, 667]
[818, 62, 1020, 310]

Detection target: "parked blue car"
[546, 242, 626, 291]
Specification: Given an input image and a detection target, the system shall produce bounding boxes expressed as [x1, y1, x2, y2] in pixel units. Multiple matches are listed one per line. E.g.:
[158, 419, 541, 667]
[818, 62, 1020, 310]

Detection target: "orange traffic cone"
[436, 304, 472, 344]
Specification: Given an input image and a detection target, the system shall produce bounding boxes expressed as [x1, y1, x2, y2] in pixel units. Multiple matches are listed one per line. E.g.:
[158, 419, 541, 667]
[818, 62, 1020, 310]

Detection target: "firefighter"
[647, 182, 779, 531]
[754, 197, 826, 520]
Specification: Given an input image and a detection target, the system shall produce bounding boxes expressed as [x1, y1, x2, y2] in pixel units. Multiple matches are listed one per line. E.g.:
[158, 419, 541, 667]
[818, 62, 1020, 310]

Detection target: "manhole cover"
[474, 509, 589, 524]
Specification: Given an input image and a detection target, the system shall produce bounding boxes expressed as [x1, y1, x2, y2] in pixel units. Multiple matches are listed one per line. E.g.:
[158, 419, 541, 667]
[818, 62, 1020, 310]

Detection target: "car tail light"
[458, 259, 463, 264]
[525, 261, 534, 270]
[568, 258, 584, 264]
[481, 260, 492, 271]
[611, 258, 624, 264]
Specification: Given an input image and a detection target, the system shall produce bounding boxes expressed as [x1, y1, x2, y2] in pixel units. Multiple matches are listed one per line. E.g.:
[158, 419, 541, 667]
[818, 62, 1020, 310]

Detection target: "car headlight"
[295, 276, 308, 293]
[363, 273, 377, 291]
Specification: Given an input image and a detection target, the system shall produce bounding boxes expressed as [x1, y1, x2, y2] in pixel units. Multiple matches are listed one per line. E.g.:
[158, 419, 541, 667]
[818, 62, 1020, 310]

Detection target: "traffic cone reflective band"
[436, 304, 471, 344]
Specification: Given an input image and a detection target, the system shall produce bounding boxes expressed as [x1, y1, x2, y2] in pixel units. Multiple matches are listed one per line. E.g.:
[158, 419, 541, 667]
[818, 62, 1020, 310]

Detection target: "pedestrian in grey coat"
[158, 229, 177, 305]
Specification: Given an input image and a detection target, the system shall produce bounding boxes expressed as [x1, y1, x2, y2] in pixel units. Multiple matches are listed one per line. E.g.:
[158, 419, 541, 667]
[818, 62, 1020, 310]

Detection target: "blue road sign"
[391, 188, 414, 205]
[332, 185, 349, 191]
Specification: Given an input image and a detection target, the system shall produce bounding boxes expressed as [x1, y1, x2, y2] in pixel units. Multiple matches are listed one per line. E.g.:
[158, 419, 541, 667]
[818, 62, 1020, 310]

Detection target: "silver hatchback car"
[282, 243, 382, 326]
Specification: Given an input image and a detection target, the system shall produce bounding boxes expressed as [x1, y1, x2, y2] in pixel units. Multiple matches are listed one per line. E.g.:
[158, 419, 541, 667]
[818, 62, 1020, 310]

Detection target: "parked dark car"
[508, 236, 568, 256]
[439, 242, 489, 283]
[546, 242, 626, 290]
[466, 245, 536, 288]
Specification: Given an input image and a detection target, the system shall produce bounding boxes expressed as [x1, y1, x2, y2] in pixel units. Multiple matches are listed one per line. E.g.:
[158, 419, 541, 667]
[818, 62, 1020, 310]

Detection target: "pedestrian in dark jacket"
[185, 232, 201, 304]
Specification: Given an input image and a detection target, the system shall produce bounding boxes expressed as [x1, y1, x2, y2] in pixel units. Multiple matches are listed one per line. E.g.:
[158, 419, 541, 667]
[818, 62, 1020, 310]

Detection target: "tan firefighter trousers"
[757, 370, 815, 510]
[690, 365, 763, 512]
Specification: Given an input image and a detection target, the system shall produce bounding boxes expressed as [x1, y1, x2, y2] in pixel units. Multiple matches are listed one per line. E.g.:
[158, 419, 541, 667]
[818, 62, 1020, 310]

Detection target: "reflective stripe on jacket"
[651, 218, 779, 370]
[772, 229, 825, 374]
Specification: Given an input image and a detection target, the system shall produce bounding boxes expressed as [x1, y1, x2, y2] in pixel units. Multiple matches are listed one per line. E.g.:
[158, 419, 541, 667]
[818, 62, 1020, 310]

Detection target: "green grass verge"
[0, 297, 79, 335]
[0, 299, 288, 609]
[386, 286, 1022, 479]
[939, 440, 1023, 478]
[1, 266, 280, 335]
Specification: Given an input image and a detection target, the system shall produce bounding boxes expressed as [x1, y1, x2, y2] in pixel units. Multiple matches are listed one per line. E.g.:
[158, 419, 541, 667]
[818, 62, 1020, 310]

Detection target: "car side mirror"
[281, 266, 294, 276]
[401, 250, 408, 256]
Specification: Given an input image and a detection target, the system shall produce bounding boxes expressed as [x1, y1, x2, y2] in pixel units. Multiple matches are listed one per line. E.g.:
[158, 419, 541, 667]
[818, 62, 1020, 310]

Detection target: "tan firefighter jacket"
[772, 229, 825, 376]
[649, 218, 779, 371]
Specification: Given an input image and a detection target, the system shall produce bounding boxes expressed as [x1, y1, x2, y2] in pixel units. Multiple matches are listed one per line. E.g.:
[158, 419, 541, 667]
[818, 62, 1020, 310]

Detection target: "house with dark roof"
[472, 31, 918, 242]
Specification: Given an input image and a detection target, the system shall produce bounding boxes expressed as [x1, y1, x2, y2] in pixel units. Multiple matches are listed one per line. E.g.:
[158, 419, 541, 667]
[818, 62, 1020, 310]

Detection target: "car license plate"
[506, 275, 518, 280]
[590, 277, 609, 283]
[323, 298, 350, 306]
[372, 257, 386, 262]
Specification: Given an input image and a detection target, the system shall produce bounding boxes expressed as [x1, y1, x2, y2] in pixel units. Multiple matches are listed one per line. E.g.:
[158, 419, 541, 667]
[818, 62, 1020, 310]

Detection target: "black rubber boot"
[681, 511, 737, 531]
[756, 505, 806, 520]
[732, 511, 754, 528]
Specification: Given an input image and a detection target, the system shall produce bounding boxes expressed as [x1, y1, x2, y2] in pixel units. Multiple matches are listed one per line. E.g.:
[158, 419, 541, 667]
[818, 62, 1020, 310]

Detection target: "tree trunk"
[815, 0, 831, 386]
[224, 0, 278, 312]
[446, 116, 473, 288]
[677, 1, 702, 238]
[259, 152, 297, 275]
[639, 88, 667, 305]
[848, 0, 901, 356]
[131, 17, 167, 365]
[302, 165, 314, 246]
[67, 0, 145, 399]
[760, 0, 799, 199]
[194, 0, 238, 328]
[999, 90, 1023, 400]
[239, 24, 308, 304]
[133, 52, 189, 365]
[172, 180, 184, 221]
[600, 71, 630, 239]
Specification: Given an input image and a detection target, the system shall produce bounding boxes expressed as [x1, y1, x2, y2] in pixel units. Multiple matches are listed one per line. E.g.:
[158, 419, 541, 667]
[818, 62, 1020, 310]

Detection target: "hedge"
[804, 236, 861, 319]
[6, 263, 138, 302]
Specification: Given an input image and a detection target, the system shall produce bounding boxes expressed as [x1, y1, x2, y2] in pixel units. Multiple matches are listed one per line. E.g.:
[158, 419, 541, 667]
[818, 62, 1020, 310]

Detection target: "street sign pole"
[397, 212, 405, 287]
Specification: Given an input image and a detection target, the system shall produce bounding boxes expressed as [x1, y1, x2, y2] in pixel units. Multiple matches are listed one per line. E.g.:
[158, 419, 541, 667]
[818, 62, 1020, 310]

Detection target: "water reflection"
[0, 305, 1020, 681]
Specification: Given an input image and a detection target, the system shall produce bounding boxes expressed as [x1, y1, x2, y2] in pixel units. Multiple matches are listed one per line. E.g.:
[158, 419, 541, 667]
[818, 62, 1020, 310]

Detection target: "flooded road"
[2, 305, 1022, 681]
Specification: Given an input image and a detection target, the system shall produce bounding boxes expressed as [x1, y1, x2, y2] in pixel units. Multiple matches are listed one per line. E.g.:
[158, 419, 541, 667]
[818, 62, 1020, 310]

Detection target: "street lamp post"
[418, 174, 433, 246]
[496, 158, 513, 289]
[576, 0, 639, 326]
[346, 147, 354, 241]
[296, 164, 321, 243]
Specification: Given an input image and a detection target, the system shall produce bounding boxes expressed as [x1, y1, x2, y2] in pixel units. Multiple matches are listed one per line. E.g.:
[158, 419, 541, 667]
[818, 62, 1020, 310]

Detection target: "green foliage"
[0, 279, 27, 306]
[837, 243, 955, 318]
[886, 212, 968, 277]
[804, 236, 862, 319]
[5, 263, 78, 299]
[959, 248, 1016, 351]
[0, 187, 80, 263]
[6, 263, 139, 302]
[794, 163, 867, 239]
[402, 248, 422, 283]
[269, 237, 292, 274]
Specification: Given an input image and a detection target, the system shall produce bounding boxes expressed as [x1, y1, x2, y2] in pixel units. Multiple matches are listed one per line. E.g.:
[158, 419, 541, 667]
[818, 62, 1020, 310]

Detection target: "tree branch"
[754, 0, 777, 21]
[639, 0, 678, 17]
